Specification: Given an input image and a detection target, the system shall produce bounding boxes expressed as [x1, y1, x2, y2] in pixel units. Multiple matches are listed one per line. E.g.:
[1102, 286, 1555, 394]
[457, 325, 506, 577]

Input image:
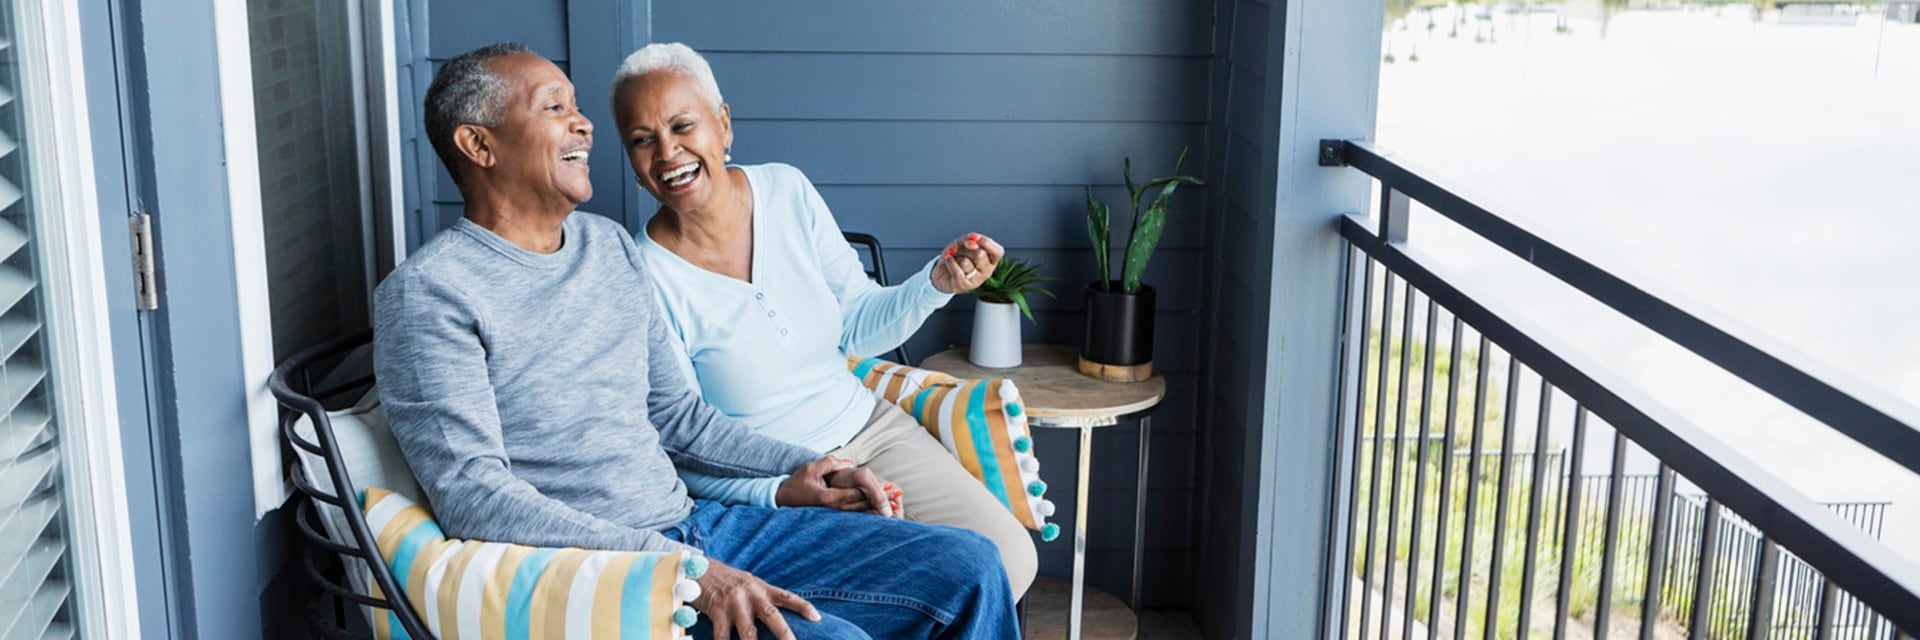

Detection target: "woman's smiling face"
[613, 72, 733, 213]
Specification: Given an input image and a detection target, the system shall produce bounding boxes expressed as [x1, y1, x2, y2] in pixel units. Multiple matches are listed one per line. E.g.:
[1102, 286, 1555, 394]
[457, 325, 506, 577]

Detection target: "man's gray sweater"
[372, 212, 819, 553]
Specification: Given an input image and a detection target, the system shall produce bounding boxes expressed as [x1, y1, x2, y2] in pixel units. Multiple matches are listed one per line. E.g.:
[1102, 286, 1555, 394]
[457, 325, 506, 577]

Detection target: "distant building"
[1888, 1, 1919, 23]
[1777, 2, 1859, 25]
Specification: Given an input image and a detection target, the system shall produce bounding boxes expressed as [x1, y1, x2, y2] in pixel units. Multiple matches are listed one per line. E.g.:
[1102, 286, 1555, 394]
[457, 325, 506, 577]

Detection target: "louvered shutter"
[0, 3, 81, 638]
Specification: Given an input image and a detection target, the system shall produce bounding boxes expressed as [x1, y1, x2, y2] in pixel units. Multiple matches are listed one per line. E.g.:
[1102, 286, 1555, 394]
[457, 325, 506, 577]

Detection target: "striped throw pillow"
[848, 358, 1058, 541]
[359, 487, 708, 640]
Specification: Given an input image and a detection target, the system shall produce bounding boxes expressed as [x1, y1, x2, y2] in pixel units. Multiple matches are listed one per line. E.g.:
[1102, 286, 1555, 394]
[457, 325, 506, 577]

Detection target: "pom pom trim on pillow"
[849, 357, 1056, 539]
[359, 487, 702, 639]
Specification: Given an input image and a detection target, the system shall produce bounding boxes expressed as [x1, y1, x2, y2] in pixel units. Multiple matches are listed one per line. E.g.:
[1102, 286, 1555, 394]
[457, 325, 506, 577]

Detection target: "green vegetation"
[1084, 148, 1203, 295]
[1346, 323, 1626, 639]
[1344, 316, 1817, 639]
[962, 257, 1057, 324]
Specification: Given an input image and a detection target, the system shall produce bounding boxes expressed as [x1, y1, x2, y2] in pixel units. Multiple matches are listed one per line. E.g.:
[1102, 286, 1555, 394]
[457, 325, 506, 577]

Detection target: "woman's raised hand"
[932, 232, 1005, 294]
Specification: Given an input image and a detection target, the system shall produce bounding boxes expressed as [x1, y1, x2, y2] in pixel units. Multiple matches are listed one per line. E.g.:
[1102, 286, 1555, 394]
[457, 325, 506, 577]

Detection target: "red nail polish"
[965, 241, 979, 249]
[968, 233, 980, 241]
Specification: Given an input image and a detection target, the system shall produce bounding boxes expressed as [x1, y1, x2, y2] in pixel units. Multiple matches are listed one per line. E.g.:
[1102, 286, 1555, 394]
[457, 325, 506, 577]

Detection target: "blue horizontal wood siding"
[400, 0, 1215, 611]
[425, 0, 569, 60]
[1195, 0, 1277, 635]
[709, 53, 1210, 122]
[650, 2, 1214, 607]
[653, 1, 1212, 55]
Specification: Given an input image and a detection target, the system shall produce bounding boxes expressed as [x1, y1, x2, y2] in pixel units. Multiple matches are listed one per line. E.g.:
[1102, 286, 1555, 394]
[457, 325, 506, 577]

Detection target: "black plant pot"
[1081, 281, 1155, 381]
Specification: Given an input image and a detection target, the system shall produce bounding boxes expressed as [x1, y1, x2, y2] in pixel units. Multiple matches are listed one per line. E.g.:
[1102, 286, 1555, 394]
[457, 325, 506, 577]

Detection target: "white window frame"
[22, 0, 141, 635]
[373, 0, 410, 268]
[209, 0, 284, 518]
[213, 0, 404, 516]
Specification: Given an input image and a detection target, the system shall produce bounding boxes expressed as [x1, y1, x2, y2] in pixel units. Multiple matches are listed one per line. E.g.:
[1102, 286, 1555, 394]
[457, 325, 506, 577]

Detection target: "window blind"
[0, 0, 81, 636]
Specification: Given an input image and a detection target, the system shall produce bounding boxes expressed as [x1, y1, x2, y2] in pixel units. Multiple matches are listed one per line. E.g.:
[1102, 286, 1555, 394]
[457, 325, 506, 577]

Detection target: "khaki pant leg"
[831, 403, 1039, 599]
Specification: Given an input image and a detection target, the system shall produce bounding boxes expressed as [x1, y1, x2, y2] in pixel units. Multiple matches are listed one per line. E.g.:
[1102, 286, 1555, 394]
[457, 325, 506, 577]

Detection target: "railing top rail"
[1321, 139, 1920, 479]
[1339, 215, 1920, 630]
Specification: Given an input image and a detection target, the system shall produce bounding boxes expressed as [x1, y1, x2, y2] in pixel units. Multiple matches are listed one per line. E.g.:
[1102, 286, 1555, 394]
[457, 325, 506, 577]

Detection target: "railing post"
[1332, 252, 1375, 640]
[1380, 187, 1410, 243]
[1688, 500, 1723, 639]
[1642, 466, 1679, 639]
[1426, 316, 1466, 640]
[1814, 578, 1840, 640]
[1481, 357, 1523, 640]
[1595, 432, 1631, 639]
[1550, 409, 1590, 640]
[1358, 275, 1400, 640]
[1746, 540, 1779, 640]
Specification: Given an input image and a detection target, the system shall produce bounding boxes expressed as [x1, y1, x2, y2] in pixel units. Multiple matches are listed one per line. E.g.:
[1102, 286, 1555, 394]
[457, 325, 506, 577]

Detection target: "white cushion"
[288, 389, 424, 626]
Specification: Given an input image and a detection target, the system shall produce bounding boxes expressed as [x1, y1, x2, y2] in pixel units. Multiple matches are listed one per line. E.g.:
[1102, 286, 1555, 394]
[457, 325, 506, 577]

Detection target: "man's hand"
[775, 457, 900, 517]
[827, 465, 903, 518]
[693, 559, 820, 640]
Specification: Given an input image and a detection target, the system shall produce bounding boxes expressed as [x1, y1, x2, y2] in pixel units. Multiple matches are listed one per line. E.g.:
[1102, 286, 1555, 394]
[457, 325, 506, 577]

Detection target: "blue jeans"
[665, 500, 1018, 639]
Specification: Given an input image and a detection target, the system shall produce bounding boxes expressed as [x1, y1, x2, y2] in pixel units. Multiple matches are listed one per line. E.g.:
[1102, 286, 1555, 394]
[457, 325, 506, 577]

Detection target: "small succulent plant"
[963, 257, 1058, 324]
[1086, 147, 1204, 295]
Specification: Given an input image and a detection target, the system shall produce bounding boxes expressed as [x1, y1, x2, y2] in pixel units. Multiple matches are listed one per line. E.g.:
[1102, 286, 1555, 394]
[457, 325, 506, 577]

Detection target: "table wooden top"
[920, 344, 1165, 424]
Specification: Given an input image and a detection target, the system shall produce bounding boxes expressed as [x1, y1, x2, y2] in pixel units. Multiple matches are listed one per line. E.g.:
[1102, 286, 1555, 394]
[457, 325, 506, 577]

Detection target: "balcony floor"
[1023, 577, 1202, 639]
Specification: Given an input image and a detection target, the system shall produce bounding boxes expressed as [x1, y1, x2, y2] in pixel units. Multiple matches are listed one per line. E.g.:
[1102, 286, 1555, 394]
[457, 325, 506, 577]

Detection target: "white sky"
[1375, 2, 1920, 563]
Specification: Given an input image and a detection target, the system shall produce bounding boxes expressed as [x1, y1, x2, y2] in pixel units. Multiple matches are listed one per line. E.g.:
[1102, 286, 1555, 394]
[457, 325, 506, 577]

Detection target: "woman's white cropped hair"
[611, 43, 725, 115]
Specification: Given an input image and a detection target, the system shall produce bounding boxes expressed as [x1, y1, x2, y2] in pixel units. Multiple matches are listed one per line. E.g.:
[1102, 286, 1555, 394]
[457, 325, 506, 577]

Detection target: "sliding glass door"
[0, 0, 142, 637]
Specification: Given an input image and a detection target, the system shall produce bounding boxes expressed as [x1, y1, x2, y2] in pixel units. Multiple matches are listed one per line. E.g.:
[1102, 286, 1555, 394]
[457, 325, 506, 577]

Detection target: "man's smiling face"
[480, 52, 595, 207]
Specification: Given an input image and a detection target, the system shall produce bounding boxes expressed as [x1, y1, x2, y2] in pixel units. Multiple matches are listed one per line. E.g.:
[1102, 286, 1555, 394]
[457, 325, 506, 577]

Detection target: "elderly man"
[373, 42, 1017, 640]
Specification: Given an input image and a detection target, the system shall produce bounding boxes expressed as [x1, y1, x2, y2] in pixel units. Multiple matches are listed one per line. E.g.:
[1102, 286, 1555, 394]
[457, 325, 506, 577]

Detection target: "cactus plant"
[1086, 148, 1203, 295]
[1085, 190, 1110, 293]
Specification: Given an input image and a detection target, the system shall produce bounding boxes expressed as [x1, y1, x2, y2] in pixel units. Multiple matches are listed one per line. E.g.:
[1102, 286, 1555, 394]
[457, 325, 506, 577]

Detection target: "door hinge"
[129, 213, 158, 311]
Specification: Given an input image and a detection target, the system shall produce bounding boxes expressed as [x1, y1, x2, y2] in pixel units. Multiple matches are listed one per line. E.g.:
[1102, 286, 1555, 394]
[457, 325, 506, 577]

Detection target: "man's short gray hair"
[610, 43, 724, 116]
[424, 42, 532, 184]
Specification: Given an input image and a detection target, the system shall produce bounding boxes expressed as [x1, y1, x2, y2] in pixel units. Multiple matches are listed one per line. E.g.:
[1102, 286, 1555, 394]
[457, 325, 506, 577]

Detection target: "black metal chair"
[843, 231, 912, 364]
[270, 331, 434, 639]
[272, 235, 918, 638]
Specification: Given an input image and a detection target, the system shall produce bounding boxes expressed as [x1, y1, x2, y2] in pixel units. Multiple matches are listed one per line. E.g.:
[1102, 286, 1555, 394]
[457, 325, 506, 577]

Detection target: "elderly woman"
[610, 43, 1038, 599]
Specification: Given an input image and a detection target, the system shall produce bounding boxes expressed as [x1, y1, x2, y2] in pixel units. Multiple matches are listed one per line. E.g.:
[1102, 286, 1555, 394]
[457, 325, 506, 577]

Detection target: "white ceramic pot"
[969, 299, 1023, 368]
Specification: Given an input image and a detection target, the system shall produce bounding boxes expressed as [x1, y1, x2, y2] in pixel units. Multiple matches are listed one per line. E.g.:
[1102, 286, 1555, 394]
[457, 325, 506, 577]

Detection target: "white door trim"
[374, 0, 410, 266]
[209, 0, 287, 518]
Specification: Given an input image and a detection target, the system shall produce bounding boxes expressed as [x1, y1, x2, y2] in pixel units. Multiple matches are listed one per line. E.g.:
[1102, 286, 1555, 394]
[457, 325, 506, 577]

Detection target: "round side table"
[921, 344, 1165, 640]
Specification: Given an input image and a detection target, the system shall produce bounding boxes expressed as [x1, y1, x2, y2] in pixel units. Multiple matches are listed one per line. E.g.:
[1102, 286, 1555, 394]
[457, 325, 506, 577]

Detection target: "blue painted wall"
[111, 1, 290, 636]
[401, 0, 1216, 608]
[1191, 0, 1384, 635]
[77, 1, 178, 636]
[1195, 0, 1283, 634]
[100, 0, 1368, 633]
[662, 3, 1212, 607]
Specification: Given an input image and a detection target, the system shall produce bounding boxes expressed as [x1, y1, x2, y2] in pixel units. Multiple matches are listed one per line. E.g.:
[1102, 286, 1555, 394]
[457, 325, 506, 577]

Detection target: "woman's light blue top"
[636, 163, 953, 506]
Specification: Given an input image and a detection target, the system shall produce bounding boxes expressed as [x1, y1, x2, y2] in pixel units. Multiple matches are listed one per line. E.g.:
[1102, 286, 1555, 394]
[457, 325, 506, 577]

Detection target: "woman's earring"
[724, 147, 733, 163]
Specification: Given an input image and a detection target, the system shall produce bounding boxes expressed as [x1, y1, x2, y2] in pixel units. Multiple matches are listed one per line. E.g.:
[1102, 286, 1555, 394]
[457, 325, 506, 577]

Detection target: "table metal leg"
[1131, 416, 1151, 609]
[1070, 425, 1093, 640]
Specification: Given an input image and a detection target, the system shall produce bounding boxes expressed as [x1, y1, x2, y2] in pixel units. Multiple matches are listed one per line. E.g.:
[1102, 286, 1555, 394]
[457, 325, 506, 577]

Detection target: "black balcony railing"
[1318, 140, 1920, 640]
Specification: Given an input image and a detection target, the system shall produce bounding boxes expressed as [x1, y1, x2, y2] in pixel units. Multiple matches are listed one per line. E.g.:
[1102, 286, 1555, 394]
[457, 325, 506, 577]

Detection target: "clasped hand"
[774, 457, 903, 517]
